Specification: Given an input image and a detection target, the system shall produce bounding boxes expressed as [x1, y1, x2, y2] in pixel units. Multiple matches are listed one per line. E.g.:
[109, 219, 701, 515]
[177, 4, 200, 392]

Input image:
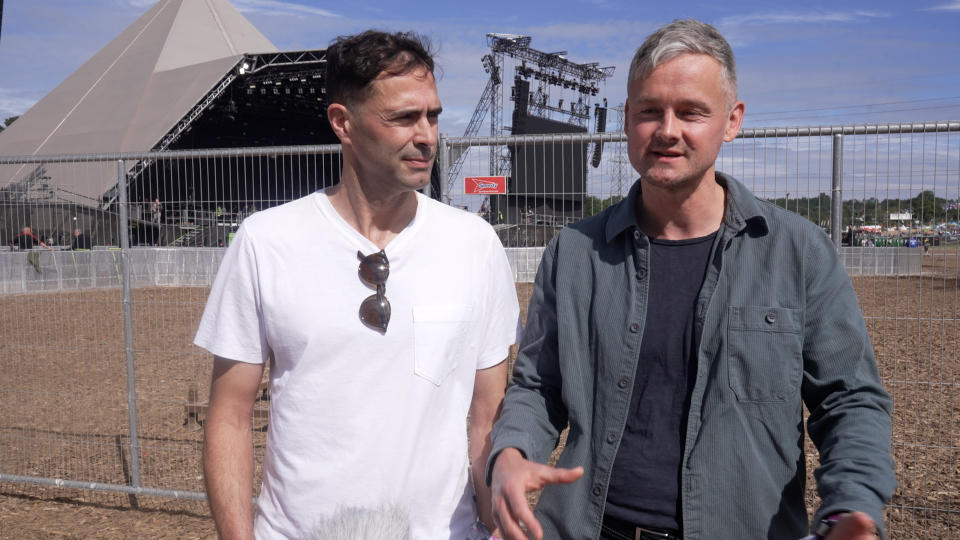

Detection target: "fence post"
[116, 160, 141, 490]
[437, 134, 448, 202]
[831, 133, 844, 248]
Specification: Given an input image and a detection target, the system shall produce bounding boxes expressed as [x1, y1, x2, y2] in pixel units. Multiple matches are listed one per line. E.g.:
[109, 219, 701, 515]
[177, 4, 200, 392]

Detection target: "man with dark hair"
[197, 30, 519, 539]
[488, 19, 894, 540]
[323, 30, 435, 106]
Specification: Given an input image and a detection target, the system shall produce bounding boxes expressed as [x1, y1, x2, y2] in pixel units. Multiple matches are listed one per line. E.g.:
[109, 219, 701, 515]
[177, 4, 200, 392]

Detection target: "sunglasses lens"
[359, 292, 391, 332]
[358, 251, 389, 285]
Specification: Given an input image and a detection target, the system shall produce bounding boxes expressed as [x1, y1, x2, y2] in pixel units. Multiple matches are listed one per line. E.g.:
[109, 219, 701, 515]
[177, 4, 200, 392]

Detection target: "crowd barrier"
[0, 247, 224, 294]
[0, 245, 922, 294]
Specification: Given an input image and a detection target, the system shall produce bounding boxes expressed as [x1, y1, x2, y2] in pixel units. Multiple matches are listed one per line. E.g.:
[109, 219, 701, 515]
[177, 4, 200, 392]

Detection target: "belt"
[600, 515, 682, 540]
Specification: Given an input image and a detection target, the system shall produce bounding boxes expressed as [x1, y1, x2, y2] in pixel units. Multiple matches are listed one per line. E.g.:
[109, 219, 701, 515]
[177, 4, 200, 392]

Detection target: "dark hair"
[325, 30, 436, 106]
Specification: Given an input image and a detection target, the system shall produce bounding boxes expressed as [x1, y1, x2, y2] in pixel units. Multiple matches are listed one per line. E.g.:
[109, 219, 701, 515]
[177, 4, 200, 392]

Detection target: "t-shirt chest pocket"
[412, 304, 474, 385]
[727, 306, 803, 402]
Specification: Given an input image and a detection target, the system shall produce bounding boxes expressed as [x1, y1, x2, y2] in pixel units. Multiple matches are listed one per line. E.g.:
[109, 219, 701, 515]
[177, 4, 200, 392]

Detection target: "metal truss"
[110, 51, 328, 210]
[445, 33, 615, 195]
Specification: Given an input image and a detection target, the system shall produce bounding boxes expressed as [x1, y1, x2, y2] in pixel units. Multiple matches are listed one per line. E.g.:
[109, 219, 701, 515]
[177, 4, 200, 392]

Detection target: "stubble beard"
[636, 153, 716, 195]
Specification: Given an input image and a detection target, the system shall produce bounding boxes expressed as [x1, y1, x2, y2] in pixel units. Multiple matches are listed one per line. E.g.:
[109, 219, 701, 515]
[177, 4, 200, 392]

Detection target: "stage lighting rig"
[446, 33, 614, 193]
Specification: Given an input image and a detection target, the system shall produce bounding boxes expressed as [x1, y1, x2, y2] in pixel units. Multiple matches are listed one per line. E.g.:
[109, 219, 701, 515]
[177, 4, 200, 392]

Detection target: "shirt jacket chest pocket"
[726, 305, 803, 403]
[412, 304, 475, 386]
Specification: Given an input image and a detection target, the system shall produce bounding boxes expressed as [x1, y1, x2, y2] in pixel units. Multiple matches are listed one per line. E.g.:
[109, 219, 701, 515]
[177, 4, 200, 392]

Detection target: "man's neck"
[636, 173, 726, 241]
[326, 172, 419, 249]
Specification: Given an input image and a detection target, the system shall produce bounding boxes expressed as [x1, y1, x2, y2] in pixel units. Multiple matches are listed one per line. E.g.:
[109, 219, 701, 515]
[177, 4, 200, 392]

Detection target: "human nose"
[413, 115, 437, 148]
[655, 112, 680, 142]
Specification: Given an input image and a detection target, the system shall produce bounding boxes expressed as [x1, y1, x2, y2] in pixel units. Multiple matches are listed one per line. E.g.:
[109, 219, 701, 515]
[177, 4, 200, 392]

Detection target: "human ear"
[327, 103, 350, 143]
[723, 101, 745, 142]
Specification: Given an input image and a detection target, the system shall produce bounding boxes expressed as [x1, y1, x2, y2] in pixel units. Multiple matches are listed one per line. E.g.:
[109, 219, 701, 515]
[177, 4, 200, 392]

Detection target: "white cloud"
[119, 0, 339, 18]
[720, 10, 889, 27]
[926, 0, 960, 9]
[0, 92, 39, 120]
[233, 0, 340, 18]
[120, 0, 156, 8]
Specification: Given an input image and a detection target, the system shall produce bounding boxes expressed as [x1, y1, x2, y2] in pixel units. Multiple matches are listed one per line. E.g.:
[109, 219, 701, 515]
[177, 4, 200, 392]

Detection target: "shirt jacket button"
[617, 377, 630, 389]
[765, 311, 777, 324]
[636, 268, 647, 280]
[629, 322, 641, 333]
[592, 484, 603, 496]
[606, 432, 617, 443]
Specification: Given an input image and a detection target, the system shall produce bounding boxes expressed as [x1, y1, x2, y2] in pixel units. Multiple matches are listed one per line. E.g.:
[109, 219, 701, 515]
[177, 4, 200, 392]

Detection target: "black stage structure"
[4, 49, 444, 248]
[450, 34, 613, 246]
[3, 50, 339, 248]
[120, 49, 444, 247]
[122, 50, 337, 247]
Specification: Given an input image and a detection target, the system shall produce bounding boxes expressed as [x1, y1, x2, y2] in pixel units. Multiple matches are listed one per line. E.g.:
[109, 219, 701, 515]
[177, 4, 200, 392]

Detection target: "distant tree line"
[584, 194, 624, 216]
[583, 190, 960, 227]
[768, 190, 959, 227]
[0, 115, 19, 134]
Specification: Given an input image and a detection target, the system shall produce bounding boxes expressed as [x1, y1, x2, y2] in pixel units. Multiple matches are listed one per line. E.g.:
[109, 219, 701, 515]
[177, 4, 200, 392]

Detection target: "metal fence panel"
[0, 124, 958, 535]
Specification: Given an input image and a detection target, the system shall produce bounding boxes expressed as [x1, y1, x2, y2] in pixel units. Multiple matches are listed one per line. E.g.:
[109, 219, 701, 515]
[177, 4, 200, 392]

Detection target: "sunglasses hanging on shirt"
[357, 249, 391, 332]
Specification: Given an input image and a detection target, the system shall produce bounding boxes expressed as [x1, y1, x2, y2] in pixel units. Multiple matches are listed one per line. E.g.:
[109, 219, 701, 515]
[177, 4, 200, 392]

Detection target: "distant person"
[195, 30, 520, 539]
[71, 229, 92, 250]
[12, 226, 52, 251]
[150, 198, 163, 223]
[12, 226, 52, 273]
[489, 19, 894, 540]
[185, 195, 195, 224]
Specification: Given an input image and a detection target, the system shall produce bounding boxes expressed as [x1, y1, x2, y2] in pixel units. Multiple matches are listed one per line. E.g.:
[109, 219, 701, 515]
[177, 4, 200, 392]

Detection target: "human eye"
[678, 107, 709, 119]
[389, 112, 418, 125]
[632, 106, 659, 120]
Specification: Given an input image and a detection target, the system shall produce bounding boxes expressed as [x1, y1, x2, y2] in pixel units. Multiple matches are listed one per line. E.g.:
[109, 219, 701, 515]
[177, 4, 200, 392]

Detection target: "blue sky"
[1, 0, 959, 135]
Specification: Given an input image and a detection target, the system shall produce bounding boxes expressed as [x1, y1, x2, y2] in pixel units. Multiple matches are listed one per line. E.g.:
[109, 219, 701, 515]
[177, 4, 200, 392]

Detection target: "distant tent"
[0, 0, 279, 205]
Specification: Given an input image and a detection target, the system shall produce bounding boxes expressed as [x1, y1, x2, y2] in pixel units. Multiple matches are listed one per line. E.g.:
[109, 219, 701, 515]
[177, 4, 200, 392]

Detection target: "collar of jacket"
[603, 171, 769, 244]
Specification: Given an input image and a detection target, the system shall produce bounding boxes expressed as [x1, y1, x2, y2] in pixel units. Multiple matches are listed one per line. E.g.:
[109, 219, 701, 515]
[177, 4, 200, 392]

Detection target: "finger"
[534, 465, 584, 487]
[825, 512, 878, 540]
[494, 493, 531, 540]
[491, 484, 527, 540]
[503, 487, 543, 540]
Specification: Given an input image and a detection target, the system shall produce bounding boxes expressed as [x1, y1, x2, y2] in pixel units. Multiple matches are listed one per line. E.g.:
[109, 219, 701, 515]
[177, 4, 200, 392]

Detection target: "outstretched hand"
[490, 448, 583, 540]
[825, 512, 879, 540]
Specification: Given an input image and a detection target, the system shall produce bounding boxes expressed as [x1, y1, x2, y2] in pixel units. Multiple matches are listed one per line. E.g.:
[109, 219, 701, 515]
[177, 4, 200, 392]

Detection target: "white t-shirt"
[195, 190, 521, 539]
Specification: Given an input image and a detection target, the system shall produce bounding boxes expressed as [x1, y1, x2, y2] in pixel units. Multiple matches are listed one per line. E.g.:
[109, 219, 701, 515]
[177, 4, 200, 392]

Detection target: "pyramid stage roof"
[0, 0, 339, 209]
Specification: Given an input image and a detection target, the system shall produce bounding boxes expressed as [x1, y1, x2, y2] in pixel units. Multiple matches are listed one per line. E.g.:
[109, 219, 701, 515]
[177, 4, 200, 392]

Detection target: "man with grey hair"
[488, 19, 895, 540]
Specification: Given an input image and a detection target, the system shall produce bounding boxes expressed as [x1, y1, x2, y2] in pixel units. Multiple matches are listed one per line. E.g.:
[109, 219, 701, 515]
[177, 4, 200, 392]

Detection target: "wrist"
[490, 447, 522, 475]
[813, 512, 848, 539]
[496, 447, 524, 464]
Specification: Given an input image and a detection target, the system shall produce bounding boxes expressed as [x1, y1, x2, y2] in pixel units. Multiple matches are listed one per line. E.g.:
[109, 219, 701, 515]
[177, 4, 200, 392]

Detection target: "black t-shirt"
[72, 234, 92, 250]
[14, 233, 39, 249]
[605, 231, 716, 530]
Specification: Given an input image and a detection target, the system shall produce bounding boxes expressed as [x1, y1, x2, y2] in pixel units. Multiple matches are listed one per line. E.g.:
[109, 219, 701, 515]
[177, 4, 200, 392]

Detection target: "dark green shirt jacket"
[489, 172, 895, 539]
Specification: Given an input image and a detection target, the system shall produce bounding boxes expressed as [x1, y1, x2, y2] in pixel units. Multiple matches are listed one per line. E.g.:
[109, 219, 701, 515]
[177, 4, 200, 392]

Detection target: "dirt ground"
[0, 249, 958, 538]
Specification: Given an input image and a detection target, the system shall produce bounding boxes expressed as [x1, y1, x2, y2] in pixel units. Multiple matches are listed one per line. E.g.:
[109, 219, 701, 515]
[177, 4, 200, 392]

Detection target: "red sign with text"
[464, 176, 507, 195]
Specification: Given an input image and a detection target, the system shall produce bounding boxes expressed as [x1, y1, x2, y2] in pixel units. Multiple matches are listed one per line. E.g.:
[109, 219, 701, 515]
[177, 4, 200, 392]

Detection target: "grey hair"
[629, 19, 738, 104]
[303, 505, 411, 540]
